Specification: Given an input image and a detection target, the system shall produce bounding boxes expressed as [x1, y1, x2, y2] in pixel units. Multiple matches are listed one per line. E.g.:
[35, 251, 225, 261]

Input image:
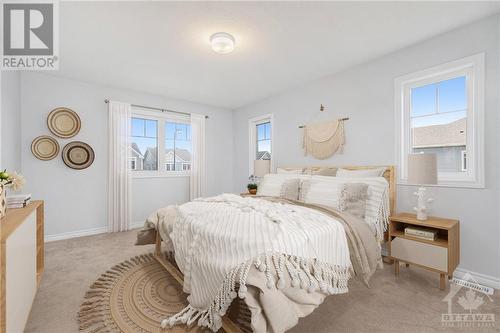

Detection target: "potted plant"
[0, 169, 26, 218]
[247, 183, 258, 195]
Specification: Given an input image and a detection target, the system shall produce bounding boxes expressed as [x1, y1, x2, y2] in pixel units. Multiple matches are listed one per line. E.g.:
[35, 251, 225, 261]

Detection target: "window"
[129, 108, 191, 176]
[130, 117, 157, 171]
[395, 54, 484, 187]
[130, 158, 137, 170]
[249, 114, 273, 175]
[165, 122, 192, 171]
[256, 122, 271, 160]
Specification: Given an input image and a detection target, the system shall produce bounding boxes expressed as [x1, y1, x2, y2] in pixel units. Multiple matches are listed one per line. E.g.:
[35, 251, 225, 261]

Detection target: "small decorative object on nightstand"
[407, 153, 437, 220]
[389, 213, 460, 290]
[246, 184, 257, 195]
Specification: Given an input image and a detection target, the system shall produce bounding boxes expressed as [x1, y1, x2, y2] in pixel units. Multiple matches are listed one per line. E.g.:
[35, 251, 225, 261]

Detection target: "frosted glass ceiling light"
[210, 32, 235, 54]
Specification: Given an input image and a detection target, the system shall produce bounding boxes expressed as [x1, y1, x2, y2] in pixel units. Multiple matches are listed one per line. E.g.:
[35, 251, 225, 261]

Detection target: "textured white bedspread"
[162, 193, 351, 331]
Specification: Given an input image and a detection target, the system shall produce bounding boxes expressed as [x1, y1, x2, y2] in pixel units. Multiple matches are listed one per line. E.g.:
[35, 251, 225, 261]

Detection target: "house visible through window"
[396, 54, 484, 187]
[130, 117, 157, 171]
[130, 158, 137, 170]
[165, 122, 192, 171]
[461, 151, 467, 172]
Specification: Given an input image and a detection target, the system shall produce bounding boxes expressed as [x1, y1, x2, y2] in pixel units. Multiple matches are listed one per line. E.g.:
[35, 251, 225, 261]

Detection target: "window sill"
[397, 179, 485, 189]
[132, 171, 191, 179]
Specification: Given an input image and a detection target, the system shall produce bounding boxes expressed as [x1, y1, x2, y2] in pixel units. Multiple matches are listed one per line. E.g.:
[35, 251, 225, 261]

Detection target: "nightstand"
[388, 213, 460, 290]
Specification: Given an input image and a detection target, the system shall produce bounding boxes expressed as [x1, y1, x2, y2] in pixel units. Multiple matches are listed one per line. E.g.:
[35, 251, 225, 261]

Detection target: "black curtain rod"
[104, 99, 208, 119]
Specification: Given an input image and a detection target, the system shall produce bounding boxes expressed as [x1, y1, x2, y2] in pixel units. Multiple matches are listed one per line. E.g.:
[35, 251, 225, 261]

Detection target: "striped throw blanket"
[161, 194, 351, 331]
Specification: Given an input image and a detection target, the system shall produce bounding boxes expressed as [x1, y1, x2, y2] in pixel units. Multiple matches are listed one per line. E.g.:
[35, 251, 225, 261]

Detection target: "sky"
[411, 76, 467, 128]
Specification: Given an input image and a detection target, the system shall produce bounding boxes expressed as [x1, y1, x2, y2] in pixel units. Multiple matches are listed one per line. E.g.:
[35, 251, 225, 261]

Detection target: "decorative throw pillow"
[336, 167, 386, 178]
[340, 183, 369, 219]
[280, 178, 301, 201]
[299, 179, 344, 209]
[257, 174, 310, 197]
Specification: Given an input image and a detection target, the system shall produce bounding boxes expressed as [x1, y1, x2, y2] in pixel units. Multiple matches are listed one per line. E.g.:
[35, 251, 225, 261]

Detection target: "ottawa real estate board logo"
[1, 1, 59, 70]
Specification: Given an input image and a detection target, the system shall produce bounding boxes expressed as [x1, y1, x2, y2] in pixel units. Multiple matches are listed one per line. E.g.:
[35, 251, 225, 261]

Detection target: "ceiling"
[56, 1, 500, 109]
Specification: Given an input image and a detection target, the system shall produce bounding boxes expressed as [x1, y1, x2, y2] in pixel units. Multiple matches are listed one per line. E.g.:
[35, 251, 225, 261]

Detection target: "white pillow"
[299, 178, 344, 210]
[276, 167, 303, 174]
[257, 173, 310, 197]
[336, 167, 386, 178]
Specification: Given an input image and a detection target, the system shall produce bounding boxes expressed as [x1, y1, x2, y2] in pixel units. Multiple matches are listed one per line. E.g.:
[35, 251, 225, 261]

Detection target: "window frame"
[395, 53, 484, 188]
[248, 114, 274, 176]
[130, 107, 191, 178]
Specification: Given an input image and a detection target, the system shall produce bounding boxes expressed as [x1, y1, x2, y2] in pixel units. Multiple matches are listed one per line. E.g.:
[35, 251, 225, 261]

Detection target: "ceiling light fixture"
[210, 32, 235, 54]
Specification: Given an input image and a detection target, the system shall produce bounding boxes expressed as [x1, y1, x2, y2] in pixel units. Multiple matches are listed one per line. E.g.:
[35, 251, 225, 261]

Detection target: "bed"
[136, 165, 396, 333]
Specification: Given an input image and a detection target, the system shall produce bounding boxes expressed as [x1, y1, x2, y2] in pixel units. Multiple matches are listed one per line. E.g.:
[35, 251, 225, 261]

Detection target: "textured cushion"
[280, 178, 301, 201]
[299, 178, 344, 209]
[276, 167, 303, 174]
[340, 183, 369, 219]
[257, 173, 310, 197]
[336, 167, 386, 178]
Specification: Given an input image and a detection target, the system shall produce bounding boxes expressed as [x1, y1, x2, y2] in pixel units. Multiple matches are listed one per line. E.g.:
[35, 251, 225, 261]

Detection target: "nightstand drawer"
[391, 237, 447, 272]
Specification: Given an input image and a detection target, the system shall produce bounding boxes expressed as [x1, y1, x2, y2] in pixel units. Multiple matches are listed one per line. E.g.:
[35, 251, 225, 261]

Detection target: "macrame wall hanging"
[299, 105, 349, 160]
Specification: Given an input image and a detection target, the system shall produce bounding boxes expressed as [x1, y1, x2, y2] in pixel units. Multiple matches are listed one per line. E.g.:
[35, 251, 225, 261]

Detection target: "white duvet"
[161, 193, 352, 331]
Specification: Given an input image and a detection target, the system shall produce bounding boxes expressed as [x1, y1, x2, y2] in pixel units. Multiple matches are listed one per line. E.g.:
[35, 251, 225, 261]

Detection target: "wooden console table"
[0, 201, 44, 333]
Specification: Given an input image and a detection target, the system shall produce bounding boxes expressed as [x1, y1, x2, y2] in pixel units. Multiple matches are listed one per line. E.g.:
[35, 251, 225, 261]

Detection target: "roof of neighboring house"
[412, 118, 466, 148]
[144, 147, 191, 162]
[257, 151, 271, 160]
[165, 149, 191, 162]
[130, 143, 144, 158]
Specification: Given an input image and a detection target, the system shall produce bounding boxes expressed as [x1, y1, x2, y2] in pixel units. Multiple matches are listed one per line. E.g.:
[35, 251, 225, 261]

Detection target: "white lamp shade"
[254, 160, 270, 177]
[407, 153, 437, 185]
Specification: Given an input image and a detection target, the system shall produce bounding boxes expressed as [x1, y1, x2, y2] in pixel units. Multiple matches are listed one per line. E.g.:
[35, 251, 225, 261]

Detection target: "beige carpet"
[26, 230, 499, 333]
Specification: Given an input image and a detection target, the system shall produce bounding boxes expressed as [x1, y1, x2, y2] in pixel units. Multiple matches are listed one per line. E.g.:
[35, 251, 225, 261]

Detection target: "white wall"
[233, 16, 500, 282]
[1, 71, 21, 171]
[20, 72, 233, 238]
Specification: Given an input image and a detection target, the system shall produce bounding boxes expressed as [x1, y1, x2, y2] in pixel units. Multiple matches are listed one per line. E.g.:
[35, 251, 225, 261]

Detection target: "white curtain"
[190, 113, 206, 200]
[108, 101, 131, 232]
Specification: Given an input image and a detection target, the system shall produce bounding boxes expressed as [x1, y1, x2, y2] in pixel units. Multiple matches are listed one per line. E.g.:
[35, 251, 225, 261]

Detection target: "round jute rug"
[78, 254, 207, 333]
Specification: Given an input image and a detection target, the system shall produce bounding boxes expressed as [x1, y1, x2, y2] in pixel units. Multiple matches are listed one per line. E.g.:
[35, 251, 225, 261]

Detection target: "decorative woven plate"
[31, 136, 60, 160]
[62, 141, 95, 170]
[47, 107, 81, 138]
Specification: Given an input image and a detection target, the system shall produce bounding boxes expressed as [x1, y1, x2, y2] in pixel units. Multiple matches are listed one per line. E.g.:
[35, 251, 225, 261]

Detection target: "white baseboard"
[454, 268, 500, 290]
[130, 221, 145, 230]
[45, 222, 144, 243]
[45, 226, 108, 242]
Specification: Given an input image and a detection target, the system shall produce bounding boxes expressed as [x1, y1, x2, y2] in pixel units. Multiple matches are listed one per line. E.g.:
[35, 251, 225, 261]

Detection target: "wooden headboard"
[279, 165, 396, 215]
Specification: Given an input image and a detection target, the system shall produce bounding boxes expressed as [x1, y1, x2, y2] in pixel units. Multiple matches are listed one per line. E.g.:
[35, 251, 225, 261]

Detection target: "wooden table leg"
[440, 273, 446, 290]
[394, 260, 399, 276]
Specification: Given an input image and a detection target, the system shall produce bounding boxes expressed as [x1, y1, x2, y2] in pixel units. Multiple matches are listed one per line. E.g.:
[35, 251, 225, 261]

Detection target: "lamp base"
[413, 186, 432, 221]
